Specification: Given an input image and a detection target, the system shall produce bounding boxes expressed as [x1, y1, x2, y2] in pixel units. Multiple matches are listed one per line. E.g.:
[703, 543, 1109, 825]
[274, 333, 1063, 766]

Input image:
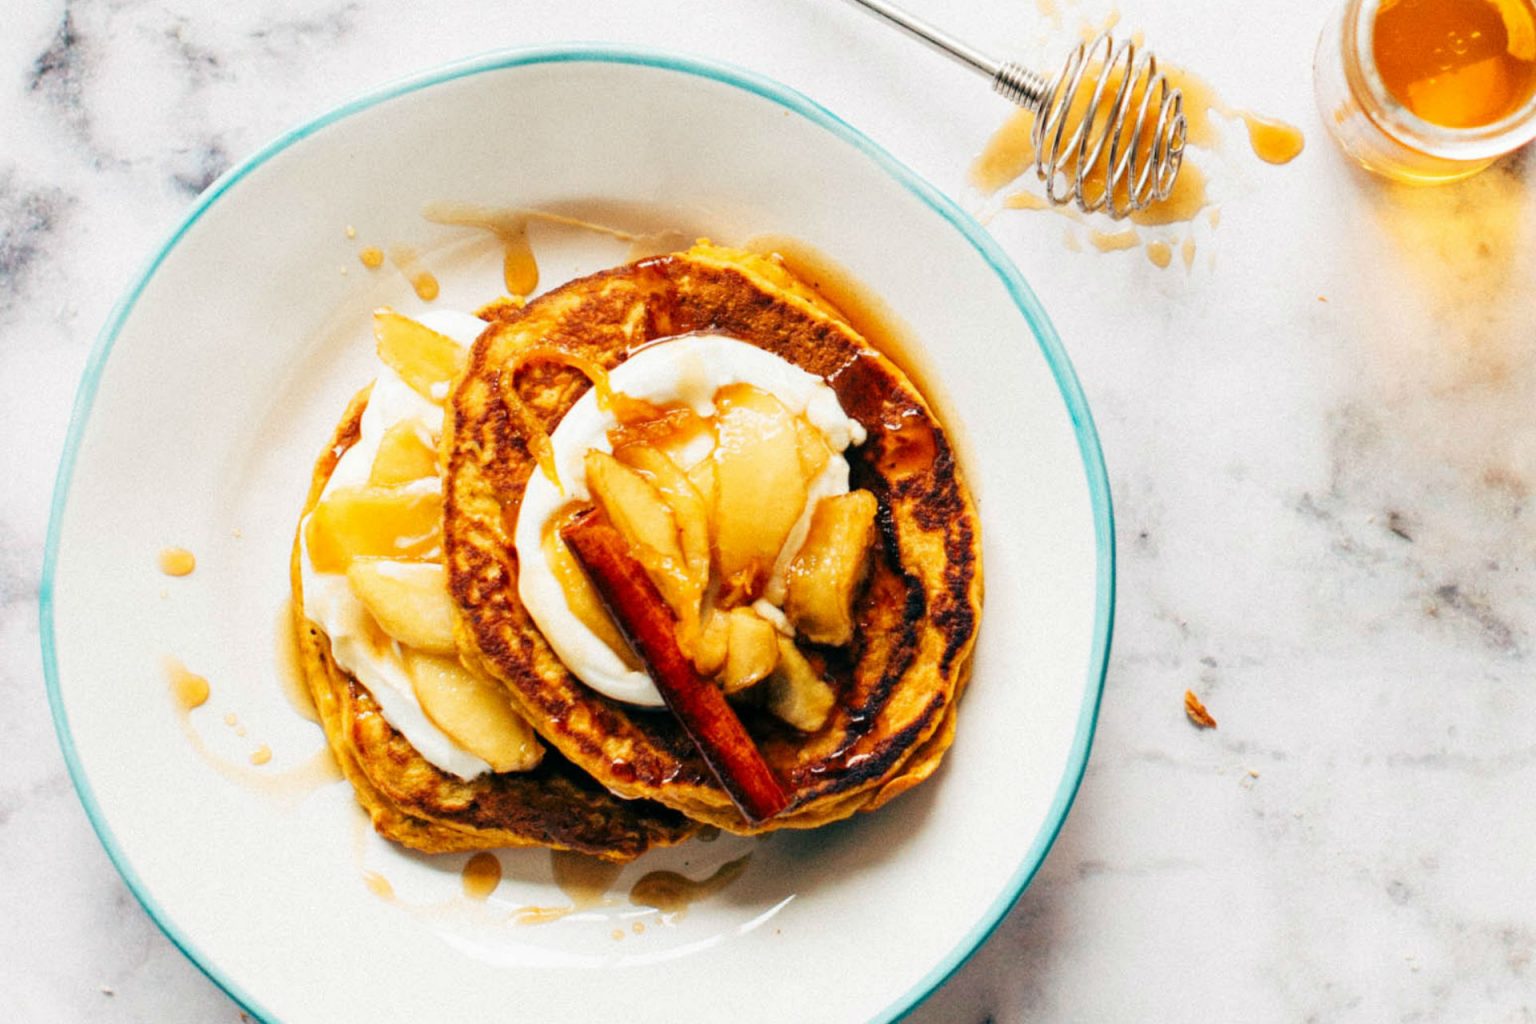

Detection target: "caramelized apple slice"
[762, 636, 836, 732]
[713, 384, 808, 603]
[794, 417, 831, 481]
[560, 509, 788, 823]
[615, 443, 710, 641]
[720, 607, 780, 695]
[584, 451, 694, 620]
[404, 650, 543, 772]
[305, 485, 442, 573]
[346, 559, 456, 654]
[692, 608, 731, 676]
[784, 490, 879, 646]
[369, 419, 438, 486]
[374, 310, 467, 403]
[542, 522, 641, 671]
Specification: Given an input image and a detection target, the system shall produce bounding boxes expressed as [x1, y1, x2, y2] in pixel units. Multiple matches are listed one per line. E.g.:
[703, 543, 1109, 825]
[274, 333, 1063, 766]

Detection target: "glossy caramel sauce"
[358, 246, 384, 269]
[167, 658, 210, 710]
[1374, 0, 1536, 128]
[1145, 239, 1173, 268]
[275, 599, 319, 723]
[461, 852, 502, 900]
[158, 547, 196, 576]
[628, 854, 750, 916]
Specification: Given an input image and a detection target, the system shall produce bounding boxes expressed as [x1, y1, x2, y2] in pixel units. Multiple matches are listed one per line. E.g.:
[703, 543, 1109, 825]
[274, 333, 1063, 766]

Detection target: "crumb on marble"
[100, 986, 113, 997]
[1184, 689, 1217, 729]
[1386, 510, 1413, 542]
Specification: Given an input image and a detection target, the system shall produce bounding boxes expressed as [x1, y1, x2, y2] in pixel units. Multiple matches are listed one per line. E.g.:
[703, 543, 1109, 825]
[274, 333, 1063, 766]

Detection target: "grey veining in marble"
[3, 0, 1534, 1021]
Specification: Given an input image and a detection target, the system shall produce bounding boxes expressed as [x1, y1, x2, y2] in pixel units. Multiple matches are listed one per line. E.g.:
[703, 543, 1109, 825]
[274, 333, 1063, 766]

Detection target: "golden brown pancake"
[444, 244, 982, 832]
[292, 388, 697, 860]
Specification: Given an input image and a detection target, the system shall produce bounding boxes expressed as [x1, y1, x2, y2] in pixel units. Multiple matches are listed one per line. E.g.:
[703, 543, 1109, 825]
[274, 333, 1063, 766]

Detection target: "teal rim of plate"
[40, 42, 1113, 1024]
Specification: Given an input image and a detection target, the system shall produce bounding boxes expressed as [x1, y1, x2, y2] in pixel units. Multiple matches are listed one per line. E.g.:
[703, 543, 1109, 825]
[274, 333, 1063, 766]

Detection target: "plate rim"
[38, 42, 1114, 1024]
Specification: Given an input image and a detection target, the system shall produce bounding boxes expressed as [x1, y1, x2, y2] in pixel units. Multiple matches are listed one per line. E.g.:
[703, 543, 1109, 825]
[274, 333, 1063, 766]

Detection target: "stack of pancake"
[292, 244, 981, 861]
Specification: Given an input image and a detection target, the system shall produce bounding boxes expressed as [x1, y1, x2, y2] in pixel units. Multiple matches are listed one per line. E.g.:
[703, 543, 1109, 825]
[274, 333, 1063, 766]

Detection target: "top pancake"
[444, 244, 982, 832]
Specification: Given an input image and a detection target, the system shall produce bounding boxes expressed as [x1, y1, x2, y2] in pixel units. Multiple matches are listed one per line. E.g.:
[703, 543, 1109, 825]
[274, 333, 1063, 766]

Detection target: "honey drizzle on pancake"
[628, 854, 750, 917]
[742, 236, 971, 485]
[503, 346, 672, 489]
[158, 547, 196, 576]
[461, 852, 502, 900]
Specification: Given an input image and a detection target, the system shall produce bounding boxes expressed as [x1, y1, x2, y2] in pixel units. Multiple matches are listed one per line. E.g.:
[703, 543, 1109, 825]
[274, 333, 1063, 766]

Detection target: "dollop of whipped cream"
[299, 310, 490, 780]
[514, 333, 867, 707]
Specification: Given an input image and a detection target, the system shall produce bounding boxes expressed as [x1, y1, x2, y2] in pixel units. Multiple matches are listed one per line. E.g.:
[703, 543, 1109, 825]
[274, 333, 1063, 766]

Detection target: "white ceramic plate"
[42, 47, 1112, 1024]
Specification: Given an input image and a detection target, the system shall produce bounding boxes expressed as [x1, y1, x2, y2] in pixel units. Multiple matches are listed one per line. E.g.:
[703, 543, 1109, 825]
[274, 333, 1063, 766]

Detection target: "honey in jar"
[1315, 0, 1536, 182]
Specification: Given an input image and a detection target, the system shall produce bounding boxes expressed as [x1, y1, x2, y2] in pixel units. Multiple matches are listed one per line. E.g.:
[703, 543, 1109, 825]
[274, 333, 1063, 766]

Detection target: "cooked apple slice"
[686, 457, 717, 523]
[794, 417, 831, 481]
[691, 608, 731, 676]
[584, 450, 694, 620]
[404, 650, 543, 773]
[784, 490, 879, 646]
[615, 443, 710, 640]
[369, 419, 438, 486]
[560, 509, 787, 823]
[762, 636, 836, 732]
[720, 607, 780, 695]
[542, 523, 640, 670]
[305, 485, 441, 573]
[374, 310, 467, 403]
[713, 384, 807, 603]
[346, 559, 456, 654]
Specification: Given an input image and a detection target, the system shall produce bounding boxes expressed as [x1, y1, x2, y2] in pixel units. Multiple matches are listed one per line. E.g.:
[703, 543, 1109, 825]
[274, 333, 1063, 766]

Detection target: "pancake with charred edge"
[292, 388, 698, 860]
[443, 243, 982, 833]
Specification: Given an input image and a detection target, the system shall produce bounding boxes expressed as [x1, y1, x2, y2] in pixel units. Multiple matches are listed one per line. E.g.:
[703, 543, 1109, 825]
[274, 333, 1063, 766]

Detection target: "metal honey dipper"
[843, 0, 1188, 219]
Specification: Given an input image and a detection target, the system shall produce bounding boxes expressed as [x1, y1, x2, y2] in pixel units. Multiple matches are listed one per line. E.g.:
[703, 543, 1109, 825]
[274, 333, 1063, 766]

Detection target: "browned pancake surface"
[444, 246, 982, 832]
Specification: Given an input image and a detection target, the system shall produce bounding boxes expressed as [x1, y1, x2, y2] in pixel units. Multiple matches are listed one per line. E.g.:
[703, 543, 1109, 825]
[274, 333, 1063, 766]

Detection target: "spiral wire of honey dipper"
[842, 0, 1188, 219]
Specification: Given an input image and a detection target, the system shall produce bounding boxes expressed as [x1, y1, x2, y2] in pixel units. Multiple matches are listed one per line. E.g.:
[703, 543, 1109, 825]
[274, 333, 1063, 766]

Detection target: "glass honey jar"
[1314, 0, 1536, 183]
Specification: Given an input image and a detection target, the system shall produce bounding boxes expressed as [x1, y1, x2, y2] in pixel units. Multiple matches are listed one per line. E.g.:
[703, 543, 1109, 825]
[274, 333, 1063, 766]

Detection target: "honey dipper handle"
[840, 0, 1002, 78]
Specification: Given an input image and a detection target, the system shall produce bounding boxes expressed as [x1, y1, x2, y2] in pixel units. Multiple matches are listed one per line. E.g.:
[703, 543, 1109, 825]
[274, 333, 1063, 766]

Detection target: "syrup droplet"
[359, 246, 384, 269]
[1145, 239, 1173, 268]
[461, 852, 502, 900]
[363, 871, 395, 900]
[412, 272, 440, 302]
[249, 744, 272, 766]
[628, 854, 750, 916]
[158, 547, 196, 576]
[167, 659, 210, 710]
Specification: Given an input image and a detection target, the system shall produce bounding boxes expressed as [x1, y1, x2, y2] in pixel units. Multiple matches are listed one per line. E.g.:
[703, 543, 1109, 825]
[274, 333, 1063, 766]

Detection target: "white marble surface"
[3, 0, 1534, 1020]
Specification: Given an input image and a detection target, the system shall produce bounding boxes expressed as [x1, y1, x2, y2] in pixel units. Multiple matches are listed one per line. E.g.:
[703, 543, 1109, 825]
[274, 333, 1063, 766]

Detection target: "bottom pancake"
[292, 389, 696, 861]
